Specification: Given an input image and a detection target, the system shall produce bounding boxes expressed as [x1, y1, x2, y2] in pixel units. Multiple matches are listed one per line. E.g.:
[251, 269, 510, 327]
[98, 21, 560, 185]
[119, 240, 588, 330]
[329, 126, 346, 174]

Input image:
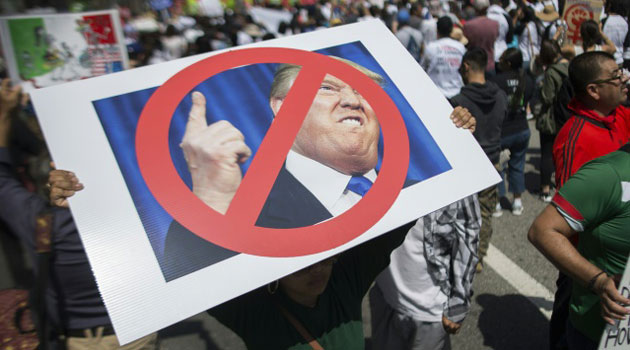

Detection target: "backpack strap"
[272, 298, 324, 350]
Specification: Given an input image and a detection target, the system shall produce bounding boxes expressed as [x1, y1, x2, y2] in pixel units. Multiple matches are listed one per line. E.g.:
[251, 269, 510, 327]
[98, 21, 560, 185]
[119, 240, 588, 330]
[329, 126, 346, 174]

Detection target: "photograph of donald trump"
[163, 57, 474, 280]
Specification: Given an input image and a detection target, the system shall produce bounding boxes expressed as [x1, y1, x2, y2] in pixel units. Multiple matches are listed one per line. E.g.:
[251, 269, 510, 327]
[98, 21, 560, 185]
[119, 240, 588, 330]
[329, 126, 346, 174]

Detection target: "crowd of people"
[2, 0, 630, 348]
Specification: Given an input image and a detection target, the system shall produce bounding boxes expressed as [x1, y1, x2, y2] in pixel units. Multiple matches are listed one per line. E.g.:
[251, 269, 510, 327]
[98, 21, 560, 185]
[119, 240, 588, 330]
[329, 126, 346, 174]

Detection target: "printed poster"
[562, 0, 604, 45]
[0, 10, 129, 91]
[30, 20, 500, 343]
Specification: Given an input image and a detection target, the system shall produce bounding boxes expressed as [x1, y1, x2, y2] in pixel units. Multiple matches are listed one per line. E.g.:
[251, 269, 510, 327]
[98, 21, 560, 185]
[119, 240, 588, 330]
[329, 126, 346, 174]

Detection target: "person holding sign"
[528, 144, 630, 349]
[0, 79, 158, 350]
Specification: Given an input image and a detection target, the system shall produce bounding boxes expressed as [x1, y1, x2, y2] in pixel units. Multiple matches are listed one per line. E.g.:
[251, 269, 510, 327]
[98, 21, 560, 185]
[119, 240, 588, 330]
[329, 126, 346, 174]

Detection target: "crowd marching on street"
[2, 0, 630, 348]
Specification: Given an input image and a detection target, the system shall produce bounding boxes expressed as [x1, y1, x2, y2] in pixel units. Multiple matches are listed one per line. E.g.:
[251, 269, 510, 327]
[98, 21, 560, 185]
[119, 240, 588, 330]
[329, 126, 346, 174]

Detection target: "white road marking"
[486, 244, 554, 319]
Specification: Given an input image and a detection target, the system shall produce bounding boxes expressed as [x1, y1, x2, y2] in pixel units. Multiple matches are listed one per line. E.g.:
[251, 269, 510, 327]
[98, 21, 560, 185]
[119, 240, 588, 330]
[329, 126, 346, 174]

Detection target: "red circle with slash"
[136, 47, 410, 257]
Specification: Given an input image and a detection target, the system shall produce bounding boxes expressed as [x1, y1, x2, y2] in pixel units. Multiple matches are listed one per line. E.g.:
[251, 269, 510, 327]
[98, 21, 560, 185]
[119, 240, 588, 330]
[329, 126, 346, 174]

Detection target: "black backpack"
[552, 68, 574, 130]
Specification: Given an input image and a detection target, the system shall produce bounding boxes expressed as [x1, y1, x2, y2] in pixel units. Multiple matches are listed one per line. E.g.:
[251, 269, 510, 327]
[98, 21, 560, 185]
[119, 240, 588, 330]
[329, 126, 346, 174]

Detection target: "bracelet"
[587, 271, 607, 293]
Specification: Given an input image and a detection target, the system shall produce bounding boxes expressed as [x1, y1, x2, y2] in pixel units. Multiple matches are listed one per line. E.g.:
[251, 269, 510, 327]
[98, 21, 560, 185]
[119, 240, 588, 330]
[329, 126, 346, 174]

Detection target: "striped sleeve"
[552, 193, 585, 232]
[558, 117, 587, 188]
[554, 160, 620, 232]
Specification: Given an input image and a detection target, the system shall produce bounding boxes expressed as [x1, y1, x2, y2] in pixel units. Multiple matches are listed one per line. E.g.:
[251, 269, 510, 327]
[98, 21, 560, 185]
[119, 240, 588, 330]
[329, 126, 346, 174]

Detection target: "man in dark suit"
[164, 60, 389, 279]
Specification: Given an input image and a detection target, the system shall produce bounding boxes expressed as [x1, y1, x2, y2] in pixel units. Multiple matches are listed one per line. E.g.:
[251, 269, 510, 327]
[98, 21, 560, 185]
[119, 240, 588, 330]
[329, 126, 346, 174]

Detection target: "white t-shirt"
[285, 150, 377, 216]
[375, 219, 447, 321]
[421, 37, 466, 98]
[603, 14, 628, 64]
[487, 4, 510, 62]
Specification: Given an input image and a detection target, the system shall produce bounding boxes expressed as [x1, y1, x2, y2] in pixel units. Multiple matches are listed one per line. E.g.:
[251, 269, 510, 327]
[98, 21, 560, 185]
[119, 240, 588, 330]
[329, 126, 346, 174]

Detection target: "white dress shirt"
[285, 150, 377, 217]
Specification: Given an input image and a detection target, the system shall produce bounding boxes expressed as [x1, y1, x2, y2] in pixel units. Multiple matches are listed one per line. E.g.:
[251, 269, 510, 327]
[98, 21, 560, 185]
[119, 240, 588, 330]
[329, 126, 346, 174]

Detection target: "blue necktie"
[346, 176, 373, 197]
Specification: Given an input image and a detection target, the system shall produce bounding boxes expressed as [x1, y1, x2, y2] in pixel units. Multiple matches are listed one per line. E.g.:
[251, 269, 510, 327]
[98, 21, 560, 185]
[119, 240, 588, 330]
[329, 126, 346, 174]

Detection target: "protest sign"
[0, 10, 128, 91]
[599, 255, 630, 349]
[562, 0, 604, 44]
[30, 20, 500, 343]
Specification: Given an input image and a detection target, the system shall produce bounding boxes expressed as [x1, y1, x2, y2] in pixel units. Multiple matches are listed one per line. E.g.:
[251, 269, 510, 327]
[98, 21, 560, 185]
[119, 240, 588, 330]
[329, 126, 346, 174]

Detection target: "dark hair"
[606, 0, 627, 16]
[569, 51, 615, 95]
[165, 24, 178, 37]
[369, 5, 382, 18]
[437, 16, 453, 37]
[461, 47, 487, 72]
[580, 19, 603, 50]
[499, 48, 523, 71]
[520, 6, 543, 36]
[499, 49, 527, 110]
[539, 39, 561, 66]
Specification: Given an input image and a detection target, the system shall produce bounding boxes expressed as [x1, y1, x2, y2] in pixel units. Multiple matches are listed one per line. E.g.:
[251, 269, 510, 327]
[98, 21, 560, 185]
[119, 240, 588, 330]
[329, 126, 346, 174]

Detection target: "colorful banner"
[0, 10, 129, 91]
[562, 0, 604, 44]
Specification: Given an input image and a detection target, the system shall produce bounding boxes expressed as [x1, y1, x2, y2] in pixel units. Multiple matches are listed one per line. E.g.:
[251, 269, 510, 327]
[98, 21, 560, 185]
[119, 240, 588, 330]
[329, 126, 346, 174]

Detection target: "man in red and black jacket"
[549, 51, 630, 350]
[553, 52, 630, 188]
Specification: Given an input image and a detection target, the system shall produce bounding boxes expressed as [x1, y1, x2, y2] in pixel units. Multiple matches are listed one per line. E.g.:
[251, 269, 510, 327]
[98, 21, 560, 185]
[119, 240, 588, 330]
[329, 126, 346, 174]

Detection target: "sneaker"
[492, 203, 503, 217]
[540, 192, 553, 203]
[512, 203, 524, 216]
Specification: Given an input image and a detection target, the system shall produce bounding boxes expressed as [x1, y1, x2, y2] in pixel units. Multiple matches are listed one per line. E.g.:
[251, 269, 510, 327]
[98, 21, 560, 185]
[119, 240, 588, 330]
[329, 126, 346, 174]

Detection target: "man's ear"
[586, 84, 600, 101]
[269, 97, 284, 116]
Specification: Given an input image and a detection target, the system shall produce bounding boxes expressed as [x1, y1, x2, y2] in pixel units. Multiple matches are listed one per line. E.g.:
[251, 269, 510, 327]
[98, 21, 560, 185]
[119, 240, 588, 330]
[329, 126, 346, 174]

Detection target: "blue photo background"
[93, 41, 451, 279]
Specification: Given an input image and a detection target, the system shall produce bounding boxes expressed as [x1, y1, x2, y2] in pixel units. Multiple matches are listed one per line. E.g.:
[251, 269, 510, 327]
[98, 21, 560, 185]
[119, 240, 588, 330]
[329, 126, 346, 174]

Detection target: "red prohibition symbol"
[136, 47, 410, 257]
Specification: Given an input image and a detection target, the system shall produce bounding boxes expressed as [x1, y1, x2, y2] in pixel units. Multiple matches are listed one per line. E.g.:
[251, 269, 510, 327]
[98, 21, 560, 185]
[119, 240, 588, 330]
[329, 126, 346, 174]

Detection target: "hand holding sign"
[180, 91, 252, 215]
[47, 169, 84, 208]
[595, 274, 630, 326]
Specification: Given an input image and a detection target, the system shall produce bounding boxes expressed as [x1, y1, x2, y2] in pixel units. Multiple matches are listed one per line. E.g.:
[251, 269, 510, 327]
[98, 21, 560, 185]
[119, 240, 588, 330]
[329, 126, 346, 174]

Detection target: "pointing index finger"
[185, 91, 208, 137]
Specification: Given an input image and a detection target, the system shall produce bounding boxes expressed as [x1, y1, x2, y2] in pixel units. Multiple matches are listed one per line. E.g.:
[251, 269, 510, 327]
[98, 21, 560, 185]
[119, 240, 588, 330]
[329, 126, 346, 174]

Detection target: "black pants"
[550, 272, 571, 350]
[540, 132, 556, 190]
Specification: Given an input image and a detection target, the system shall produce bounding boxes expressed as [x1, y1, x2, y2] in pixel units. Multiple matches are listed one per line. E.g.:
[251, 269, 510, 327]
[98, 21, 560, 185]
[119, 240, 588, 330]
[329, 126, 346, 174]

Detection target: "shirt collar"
[285, 150, 377, 209]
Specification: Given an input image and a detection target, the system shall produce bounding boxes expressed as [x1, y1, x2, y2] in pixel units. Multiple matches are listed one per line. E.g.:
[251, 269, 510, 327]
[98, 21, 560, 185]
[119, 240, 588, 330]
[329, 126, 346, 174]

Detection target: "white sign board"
[600, 256, 630, 349]
[30, 20, 499, 343]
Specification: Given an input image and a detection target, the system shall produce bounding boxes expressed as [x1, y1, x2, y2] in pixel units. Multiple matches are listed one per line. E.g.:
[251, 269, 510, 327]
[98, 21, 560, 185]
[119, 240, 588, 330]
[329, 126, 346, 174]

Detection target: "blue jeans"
[498, 128, 531, 198]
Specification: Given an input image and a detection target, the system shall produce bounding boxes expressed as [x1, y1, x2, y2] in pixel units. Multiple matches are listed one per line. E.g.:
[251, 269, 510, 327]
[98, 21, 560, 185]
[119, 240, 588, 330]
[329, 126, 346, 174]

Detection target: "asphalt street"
[0, 121, 560, 349]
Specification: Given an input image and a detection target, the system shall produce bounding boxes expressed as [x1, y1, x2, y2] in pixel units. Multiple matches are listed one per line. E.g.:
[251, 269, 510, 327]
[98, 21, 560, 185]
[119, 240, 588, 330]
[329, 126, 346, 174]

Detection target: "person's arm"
[0, 78, 44, 244]
[528, 161, 630, 325]
[528, 204, 630, 325]
[442, 194, 481, 333]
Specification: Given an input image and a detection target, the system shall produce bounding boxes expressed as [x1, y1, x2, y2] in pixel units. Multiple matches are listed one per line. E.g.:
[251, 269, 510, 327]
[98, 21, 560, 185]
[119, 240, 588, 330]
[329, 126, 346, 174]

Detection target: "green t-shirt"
[207, 223, 412, 349]
[554, 147, 630, 341]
